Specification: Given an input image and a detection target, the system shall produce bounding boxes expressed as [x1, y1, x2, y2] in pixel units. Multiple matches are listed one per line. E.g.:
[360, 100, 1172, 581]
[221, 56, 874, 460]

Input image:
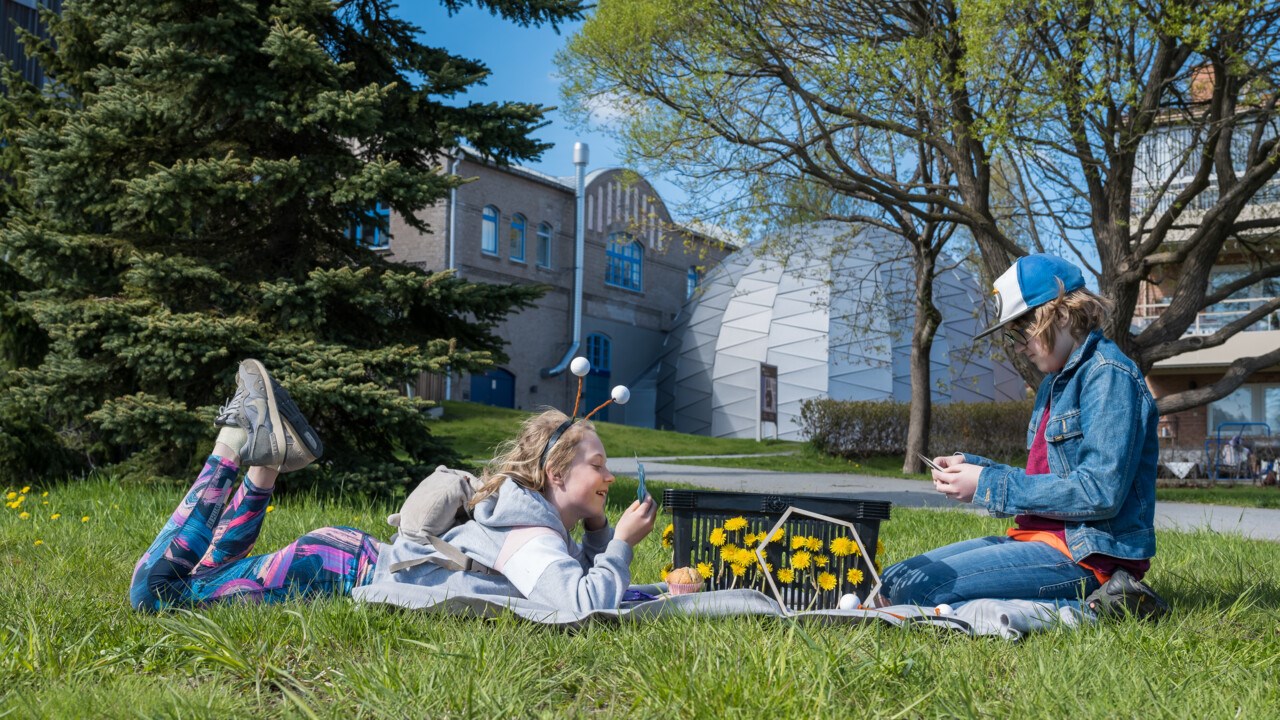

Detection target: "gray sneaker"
[214, 359, 286, 467]
[269, 376, 323, 473]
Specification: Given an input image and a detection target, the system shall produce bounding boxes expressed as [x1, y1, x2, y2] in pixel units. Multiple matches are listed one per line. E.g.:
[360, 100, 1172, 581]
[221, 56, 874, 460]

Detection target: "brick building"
[1, 0, 60, 90]
[381, 146, 732, 427]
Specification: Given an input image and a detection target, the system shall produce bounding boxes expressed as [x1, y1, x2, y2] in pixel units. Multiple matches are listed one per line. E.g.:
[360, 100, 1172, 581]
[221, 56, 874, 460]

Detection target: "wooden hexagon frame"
[754, 506, 883, 616]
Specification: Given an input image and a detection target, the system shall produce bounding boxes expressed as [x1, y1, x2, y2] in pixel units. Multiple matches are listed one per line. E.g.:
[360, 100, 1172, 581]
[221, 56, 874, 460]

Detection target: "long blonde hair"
[468, 409, 597, 508]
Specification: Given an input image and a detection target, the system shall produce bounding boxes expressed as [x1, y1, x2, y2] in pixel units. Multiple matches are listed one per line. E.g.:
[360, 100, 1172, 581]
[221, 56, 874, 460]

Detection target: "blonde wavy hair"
[467, 409, 597, 508]
[1021, 282, 1114, 347]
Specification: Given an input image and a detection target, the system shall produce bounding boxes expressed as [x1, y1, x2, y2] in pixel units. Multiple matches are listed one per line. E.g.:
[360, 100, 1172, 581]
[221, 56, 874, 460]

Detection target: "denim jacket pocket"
[1046, 410, 1083, 472]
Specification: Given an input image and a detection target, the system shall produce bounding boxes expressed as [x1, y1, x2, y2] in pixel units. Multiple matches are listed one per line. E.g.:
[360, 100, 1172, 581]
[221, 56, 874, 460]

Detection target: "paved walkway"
[612, 457, 1280, 542]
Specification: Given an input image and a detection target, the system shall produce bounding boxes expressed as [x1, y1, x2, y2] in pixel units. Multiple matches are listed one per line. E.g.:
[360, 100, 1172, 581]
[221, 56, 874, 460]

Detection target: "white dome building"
[655, 224, 1023, 440]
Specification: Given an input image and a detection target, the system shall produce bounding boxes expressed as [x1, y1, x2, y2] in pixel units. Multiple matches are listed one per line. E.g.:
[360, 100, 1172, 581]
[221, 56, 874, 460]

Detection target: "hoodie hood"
[471, 477, 566, 537]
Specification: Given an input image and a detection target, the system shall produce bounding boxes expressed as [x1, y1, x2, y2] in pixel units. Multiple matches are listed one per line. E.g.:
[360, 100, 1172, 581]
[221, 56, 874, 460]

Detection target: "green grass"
[4, 476, 1280, 718]
[1157, 485, 1280, 509]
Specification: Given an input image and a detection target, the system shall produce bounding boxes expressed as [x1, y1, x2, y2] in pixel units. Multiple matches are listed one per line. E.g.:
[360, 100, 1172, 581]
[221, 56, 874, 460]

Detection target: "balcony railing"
[1132, 296, 1280, 335]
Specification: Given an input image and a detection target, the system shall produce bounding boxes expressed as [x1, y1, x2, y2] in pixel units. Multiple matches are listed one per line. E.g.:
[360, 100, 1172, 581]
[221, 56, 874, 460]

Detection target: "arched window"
[605, 232, 643, 291]
[536, 223, 553, 268]
[481, 205, 499, 255]
[509, 213, 526, 262]
[686, 266, 701, 298]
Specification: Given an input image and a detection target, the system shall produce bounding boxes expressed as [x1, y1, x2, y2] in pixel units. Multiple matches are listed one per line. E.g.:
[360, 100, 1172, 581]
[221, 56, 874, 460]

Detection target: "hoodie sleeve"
[495, 531, 633, 612]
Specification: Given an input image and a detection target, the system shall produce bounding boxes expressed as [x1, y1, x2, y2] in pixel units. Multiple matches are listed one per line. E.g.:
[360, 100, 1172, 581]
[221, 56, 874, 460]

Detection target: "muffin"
[667, 566, 704, 595]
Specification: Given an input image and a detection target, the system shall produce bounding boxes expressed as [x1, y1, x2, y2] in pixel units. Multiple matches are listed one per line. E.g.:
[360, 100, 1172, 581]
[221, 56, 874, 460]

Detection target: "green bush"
[799, 397, 1035, 461]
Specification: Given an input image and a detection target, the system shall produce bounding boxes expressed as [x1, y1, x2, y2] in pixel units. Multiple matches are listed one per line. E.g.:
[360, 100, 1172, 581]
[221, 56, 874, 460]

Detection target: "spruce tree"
[0, 0, 581, 491]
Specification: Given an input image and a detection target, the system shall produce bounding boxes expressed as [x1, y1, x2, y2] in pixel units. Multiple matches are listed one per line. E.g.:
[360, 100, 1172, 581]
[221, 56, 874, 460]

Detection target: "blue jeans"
[880, 536, 1100, 609]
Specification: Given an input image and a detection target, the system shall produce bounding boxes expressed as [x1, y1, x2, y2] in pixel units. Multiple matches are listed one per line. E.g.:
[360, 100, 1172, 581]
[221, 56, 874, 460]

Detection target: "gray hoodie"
[367, 477, 634, 612]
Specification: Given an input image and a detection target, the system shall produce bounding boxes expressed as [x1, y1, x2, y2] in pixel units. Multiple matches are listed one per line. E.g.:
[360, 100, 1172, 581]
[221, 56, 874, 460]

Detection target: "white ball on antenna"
[611, 385, 631, 405]
[570, 357, 591, 377]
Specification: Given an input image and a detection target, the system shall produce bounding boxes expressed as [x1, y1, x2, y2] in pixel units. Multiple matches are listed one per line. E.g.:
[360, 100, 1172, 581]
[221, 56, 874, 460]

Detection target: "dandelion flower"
[770, 528, 785, 542]
[724, 516, 748, 532]
[805, 536, 823, 552]
[830, 537, 854, 557]
[791, 536, 808, 550]
[744, 532, 757, 546]
[5, 492, 16, 500]
[266, 505, 275, 513]
[814, 555, 830, 568]
[697, 562, 713, 579]
[791, 550, 812, 570]
[662, 523, 674, 548]
[730, 564, 746, 577]
[19, 511, 30, 520]
[81, 516, 89, 523]
[41, 491, 48, 498]
[818, 572, 837, 591]
[877, 539, 886, 555]
[847, 568, 865, 585]
[777, 568, 796, 584]
[709, 528, 727, 547]
[34, 539, 44, 546]
[661, 562, 673, 581]
[21, 486, 30, 494]
[50, 513, 60, 520]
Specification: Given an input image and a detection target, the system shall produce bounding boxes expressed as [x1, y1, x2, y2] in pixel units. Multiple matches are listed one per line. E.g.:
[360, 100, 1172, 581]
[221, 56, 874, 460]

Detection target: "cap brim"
[973, 308, 1033, 343]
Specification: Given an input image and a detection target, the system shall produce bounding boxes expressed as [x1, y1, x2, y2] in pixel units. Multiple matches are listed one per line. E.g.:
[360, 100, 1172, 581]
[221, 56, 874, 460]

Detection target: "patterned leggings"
[129, 454, 381, 612]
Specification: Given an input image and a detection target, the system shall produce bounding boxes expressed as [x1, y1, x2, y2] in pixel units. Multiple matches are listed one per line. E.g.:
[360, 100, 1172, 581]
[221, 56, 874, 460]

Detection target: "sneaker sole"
[240, 359, 286, 465]
[269, 376, 324, 460]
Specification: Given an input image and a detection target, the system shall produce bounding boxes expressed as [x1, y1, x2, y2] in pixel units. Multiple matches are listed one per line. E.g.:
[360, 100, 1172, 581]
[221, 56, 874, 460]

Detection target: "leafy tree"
[0, 0, 582, 490]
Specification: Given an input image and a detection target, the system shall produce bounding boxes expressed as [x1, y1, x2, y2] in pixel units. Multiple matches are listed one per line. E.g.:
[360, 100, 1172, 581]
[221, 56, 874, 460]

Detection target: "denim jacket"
[965, 330, 1159, 561]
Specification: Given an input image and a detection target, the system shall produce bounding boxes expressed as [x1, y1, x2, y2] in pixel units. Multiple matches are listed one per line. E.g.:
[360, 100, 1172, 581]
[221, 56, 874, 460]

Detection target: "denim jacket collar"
[1058, 329, 1104, 377]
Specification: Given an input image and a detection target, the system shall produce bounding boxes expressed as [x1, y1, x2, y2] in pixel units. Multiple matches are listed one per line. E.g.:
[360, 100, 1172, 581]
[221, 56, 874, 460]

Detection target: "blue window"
[586, 333, 612, 372]
[349, 202, 391, 248]
[510, 213, 526, 262]
[536, 223, 552, 268]
[687, 266, 701, 298]
[481, 205, 500, 255]
[605, 232, 643, 291]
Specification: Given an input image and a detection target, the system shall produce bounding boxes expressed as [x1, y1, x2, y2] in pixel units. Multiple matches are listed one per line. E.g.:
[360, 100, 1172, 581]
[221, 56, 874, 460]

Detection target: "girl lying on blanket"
[130, 359, 657, 613]
[879, 254, 1168, 619]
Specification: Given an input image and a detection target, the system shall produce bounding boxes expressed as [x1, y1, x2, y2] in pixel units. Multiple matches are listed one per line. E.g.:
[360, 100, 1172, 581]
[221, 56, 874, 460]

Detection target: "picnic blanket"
[352, 582, 1093, 640]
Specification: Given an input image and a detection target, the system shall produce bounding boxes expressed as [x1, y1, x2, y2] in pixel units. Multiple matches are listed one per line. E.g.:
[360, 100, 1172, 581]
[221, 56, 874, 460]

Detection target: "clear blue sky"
[399, 3, 686, 206]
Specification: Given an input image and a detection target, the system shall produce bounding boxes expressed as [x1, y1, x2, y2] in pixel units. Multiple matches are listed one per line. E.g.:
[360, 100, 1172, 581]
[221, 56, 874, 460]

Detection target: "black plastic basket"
[663, 488, 891, 610]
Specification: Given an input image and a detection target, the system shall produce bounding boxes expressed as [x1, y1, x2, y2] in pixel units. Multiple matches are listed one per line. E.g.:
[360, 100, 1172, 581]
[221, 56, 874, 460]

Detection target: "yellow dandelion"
[696, 562, 713, 579]
[21, 486, 30, 494]
[709, 528, 727, 547]
[737, 547, 757, 565]
[34, 539, 43, 546]
[81, 516, 89, 523]
[5, 492, 16, 500]
[724, 516, 748, 532]
[730, 564, 746, 577]
[818, 572, 837, 591]
[41, 501, 48, 505]
[744, 532, 757, 546]
[19, 511, 30, 520]
[805, 536, 823, 552]
[814, 555, 830, 568]
[661, 562, 673, 581]
[790, 536, 808, 550]
[720, 543, 739, 560]
[847, 568, 865, 585]
[266, 505, 275, 513]
[791, 550, 812, 570]
[764, 563, 774, 574]
[50, 513, 61, 520]
[777, 568, 796, 584]
[830, 537, 854, 557]
[770, 528, 785, 542]
[661, 523, 674, 548]
[41, 491, 48, 497]
[877, 539, 885, 555]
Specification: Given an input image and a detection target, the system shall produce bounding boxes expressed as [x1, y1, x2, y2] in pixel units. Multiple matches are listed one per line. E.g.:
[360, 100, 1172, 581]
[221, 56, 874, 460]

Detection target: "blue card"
[636, 460, 648, 502]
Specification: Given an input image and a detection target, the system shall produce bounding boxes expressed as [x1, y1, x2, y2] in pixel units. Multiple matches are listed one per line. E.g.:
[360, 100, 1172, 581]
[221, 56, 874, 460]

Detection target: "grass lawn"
[4, 474, 1280, 717]
[1156, 484, 1280, 509]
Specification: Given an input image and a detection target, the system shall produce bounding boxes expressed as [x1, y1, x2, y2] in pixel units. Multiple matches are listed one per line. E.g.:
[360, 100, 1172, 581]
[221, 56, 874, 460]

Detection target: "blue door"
[470, 368, 515, 408]
[583, 333, 611, 421]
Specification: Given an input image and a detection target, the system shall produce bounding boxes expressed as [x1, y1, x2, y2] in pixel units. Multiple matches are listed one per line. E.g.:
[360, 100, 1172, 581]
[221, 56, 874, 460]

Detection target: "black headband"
[539, 419, 575, 471]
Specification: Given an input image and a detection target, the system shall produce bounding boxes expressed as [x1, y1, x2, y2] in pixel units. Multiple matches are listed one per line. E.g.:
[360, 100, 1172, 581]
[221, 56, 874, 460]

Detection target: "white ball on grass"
[838, 593, 860, 610]
[611, 385, 631, 404]
[570, 357, 591, 376]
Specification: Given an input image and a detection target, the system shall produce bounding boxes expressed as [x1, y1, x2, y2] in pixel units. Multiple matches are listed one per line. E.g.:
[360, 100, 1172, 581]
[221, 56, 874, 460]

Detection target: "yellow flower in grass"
[41, 491, 48, 498]
[5, 492, 16, 500]
[791, 550, 812, 570]
[730, 564, 746, 577]
[847, 568, 865, 585]
[805, 536, 823, 552]
[777, 568, 796, 584]
[50, 513, 60, 520]
[81, 516, 89, 523]
[830, 537, 855, 557]
[661, 523, 674, 548]
[877, 539, 885, 556]
[814, 555, 830, 568]
[709, 528, 727, 547]
[696, 562, 713, 579]
[18, 511, 30, 520]
[661, 562, 673, 581]
[21, 486, 30, 494]
[790, 535, 808, 550]
[817, 572, 837, 592]
[33, 539, 43, 547]
[724, 516, 748, 532]
[266, 505, 275, 513]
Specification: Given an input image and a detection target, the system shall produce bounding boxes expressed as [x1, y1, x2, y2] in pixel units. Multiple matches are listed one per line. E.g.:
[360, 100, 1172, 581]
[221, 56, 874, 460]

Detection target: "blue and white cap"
[974, 254, 1086, 341]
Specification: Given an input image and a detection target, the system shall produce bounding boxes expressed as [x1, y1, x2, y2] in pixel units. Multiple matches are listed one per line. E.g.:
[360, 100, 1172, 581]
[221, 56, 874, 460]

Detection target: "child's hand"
[933, 463, 981, 503]
[614, 496, 657, 547]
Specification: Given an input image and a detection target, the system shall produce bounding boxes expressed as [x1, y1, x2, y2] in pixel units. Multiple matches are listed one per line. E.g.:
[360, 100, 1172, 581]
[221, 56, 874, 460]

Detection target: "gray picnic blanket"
[352, 582, 1093, 640]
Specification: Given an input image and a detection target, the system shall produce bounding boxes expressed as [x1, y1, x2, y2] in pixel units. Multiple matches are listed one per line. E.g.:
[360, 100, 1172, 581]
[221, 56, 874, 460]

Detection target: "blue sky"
[399, 3, 685, 204]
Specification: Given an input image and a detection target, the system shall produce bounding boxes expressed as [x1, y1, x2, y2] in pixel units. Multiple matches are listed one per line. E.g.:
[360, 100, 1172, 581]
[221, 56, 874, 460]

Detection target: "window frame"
[481, 205, 500, 256]
[605, 232, 644, 292]
[536, 223, 553, 268]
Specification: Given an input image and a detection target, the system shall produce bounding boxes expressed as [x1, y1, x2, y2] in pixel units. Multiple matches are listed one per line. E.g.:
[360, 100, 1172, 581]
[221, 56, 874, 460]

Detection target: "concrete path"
[612, 457, 1280, 542]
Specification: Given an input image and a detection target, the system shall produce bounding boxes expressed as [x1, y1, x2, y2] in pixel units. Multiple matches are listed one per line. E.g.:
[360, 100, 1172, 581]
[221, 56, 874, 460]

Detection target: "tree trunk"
[903, 250, 942, 474]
